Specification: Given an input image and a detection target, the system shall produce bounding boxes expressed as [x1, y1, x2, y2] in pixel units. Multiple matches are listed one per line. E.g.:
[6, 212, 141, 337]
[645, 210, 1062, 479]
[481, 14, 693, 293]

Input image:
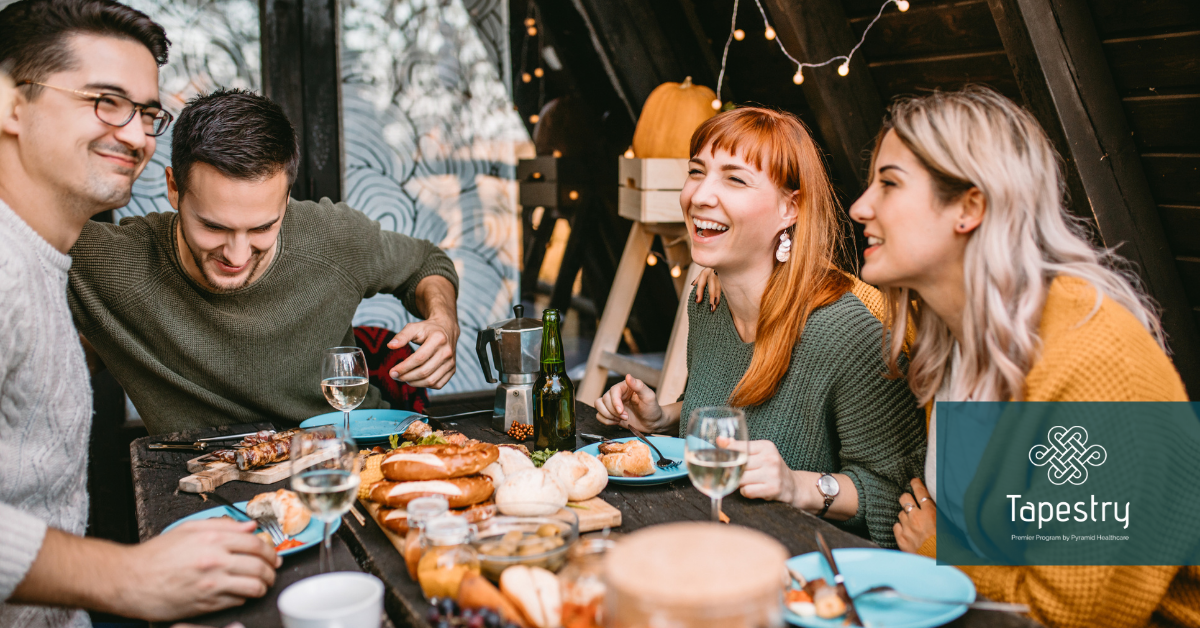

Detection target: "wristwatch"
[815, 473, 839, 518]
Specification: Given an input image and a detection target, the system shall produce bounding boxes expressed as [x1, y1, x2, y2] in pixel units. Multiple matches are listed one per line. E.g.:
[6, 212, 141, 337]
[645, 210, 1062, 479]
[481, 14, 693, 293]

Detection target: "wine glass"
[290, 426, 359, 573]
[321, 346, 368, 433]
[684, 406, 749, 522]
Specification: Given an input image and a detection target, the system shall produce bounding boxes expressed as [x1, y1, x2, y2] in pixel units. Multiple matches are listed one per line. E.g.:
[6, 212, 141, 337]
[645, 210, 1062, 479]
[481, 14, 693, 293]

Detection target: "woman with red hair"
[596, 106, 925, 547]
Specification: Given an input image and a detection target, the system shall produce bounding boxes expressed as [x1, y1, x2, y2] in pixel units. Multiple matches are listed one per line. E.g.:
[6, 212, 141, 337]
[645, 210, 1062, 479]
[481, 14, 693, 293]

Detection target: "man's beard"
[183, 233, 266, 293]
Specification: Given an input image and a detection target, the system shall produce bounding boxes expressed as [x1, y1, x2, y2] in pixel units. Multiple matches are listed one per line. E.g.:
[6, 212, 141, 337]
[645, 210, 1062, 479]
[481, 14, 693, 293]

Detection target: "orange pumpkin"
[631, 77, 718, 159]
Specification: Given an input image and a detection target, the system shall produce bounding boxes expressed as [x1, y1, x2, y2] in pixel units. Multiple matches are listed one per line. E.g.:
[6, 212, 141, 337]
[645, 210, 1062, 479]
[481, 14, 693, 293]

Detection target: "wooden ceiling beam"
[988, 0, 1200, 394]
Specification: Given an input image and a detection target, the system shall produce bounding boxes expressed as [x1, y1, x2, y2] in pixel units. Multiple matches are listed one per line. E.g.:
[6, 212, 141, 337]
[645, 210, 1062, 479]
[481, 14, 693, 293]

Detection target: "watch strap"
[815, 473, 835, 518]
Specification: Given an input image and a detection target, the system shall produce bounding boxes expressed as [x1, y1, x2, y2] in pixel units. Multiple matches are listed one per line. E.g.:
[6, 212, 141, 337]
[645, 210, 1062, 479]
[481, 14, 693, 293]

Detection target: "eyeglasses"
[16, 81, 173, 137]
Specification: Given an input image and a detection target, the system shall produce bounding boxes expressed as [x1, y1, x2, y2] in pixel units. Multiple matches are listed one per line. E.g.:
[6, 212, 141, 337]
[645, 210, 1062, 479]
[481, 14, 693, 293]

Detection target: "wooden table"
[131, 401, 1040, 628]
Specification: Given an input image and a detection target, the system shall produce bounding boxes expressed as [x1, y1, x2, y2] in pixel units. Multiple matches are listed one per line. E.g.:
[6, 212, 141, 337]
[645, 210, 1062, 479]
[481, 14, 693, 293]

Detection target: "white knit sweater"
[0, 199, 92, 627]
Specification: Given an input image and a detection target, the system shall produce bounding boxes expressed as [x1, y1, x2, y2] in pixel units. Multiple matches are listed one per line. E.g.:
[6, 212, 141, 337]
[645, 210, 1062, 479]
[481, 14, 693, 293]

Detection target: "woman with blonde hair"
[595, 106, 925, 547]
[851, 85, 1194, 627]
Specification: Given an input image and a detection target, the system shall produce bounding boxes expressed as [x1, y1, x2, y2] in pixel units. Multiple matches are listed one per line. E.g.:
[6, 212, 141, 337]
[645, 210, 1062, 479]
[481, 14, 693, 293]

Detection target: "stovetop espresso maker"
[476, 304, 542, 432]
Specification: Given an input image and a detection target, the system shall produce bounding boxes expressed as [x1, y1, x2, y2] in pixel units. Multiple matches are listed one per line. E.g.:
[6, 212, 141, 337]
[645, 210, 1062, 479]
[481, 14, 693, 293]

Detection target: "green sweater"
[67, 198, 459, 435]
[680, 288, 925, 547]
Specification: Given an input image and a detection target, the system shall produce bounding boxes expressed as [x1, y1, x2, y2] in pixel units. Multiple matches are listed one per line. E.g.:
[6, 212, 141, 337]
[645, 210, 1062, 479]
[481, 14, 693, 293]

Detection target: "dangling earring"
[775, 232, 792, 263]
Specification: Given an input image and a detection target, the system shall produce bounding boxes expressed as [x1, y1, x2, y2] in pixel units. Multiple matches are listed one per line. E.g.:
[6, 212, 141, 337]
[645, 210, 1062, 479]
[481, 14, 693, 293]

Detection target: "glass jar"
[404, 496, 450, 579]
[559, 536, 616, 628]
[417, 515, 480, 600]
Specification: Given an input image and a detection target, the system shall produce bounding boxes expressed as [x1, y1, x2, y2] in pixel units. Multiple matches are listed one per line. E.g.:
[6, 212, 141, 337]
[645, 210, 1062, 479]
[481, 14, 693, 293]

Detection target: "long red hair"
[689, 107, 851, 407]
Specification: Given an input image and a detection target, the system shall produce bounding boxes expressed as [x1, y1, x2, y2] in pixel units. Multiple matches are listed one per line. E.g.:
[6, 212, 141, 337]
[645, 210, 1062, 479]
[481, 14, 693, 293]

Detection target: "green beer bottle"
[534, 309, 576, 451]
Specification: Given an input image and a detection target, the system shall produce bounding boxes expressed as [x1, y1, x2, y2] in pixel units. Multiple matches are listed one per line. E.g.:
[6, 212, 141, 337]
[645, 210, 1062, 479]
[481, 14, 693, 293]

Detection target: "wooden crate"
[618, 157, 688, 223]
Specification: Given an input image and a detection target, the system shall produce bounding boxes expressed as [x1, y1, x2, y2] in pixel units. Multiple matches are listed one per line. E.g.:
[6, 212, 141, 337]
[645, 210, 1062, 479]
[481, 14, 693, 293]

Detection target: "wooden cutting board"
[177, 449, 334, 493]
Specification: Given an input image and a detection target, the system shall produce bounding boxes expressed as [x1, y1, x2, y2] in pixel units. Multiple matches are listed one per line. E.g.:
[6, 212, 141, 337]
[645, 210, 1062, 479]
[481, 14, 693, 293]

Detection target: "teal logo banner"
[935, 402, 1200, 566]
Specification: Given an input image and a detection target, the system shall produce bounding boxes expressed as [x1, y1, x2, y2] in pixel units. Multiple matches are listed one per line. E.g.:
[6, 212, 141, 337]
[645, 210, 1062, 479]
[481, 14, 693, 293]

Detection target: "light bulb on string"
[792, 68, 804, 85]
[711, 99, 721, 110]
[527, 26, 537, 36]
[521, 72, 532, 83]
[764, 26, 776, 40]
[896, 0, 910, 10]
[552, 150, 562, 158]
[646, 254, 658, 267]
[624, 147, 635, 159]
[534, 68, 544, 78]
[529, 114, 539, 124]
[524, 17, 535, 26]
[733, 29, 745, 41]
[837, 63, 850, 76]
[670, 265, 682, 278]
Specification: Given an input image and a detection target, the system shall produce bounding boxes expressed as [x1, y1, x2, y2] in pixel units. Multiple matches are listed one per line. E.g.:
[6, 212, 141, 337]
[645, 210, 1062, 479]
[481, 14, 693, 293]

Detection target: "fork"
[204, 492, 288, 544]
[853, 585, 1030, 613]
[627, 426, 680, 469]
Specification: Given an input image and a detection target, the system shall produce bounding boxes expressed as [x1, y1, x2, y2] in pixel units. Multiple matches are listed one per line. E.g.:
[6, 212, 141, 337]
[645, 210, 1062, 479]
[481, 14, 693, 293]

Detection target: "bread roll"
[480, 462, 505, 484]
[369, 475, 494, 509]
[498, 446, 536, 475]
[597, 440, 654, 477]
[246, 489, 311, 536]
[457, 572, 529, 627]
[494, 469, 568, 516]
[378, 506, 410, 536]
[499, 565, 561, 628]
[382, 443, 499, 481]
[542, 451, 608, 501]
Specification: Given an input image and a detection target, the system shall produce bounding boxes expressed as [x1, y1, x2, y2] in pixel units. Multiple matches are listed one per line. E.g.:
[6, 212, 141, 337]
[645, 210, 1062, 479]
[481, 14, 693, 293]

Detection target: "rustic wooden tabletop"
[130, 400, 1041, 628]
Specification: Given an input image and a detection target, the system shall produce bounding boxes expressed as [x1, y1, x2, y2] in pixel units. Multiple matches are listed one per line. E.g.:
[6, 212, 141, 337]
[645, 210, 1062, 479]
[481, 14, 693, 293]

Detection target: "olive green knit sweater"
[680, 288, 926, 547]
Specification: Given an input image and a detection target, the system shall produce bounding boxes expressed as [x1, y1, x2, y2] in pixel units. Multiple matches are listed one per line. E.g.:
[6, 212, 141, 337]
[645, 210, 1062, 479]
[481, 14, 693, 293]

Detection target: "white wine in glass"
[685, 406, 749, 522]
[290, 426, 359, 573]
[321, 346, 368, 433]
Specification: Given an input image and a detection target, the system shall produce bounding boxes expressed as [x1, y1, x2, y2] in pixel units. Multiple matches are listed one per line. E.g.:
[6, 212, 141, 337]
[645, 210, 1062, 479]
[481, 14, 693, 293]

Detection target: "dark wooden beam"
[987, 0, 1200, 394]
[260, 0, 343, 202]
[761, 0, 886, 198]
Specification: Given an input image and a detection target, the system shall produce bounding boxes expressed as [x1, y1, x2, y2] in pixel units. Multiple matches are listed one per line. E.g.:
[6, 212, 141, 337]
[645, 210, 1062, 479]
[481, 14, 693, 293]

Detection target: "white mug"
[278, 571, 384, 628]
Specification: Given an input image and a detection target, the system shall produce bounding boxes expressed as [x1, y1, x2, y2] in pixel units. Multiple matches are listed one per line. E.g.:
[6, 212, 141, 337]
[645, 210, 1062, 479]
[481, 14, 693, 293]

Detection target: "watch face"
[818, 474, 840, 496]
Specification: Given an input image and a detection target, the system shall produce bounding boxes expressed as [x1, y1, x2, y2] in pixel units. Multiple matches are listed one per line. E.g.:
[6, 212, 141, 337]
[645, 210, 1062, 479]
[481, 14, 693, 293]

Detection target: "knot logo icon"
[1029, 426, 1107, 486]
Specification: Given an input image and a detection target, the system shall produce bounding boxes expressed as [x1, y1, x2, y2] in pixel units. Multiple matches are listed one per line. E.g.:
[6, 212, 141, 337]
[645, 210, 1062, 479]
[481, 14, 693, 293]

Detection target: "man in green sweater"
[68, 88, 461, 435]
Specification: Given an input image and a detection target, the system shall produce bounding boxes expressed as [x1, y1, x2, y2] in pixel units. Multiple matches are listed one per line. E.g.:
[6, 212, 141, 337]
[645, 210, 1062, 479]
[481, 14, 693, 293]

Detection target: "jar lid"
[603, 522, 787, 608]
[407, 496, 449, 525]
[423, 514, 472, 545]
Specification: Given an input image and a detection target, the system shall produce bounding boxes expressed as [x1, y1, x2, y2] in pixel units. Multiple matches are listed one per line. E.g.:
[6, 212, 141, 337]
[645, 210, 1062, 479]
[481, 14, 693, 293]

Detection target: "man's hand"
[113, 519, 279, 621]
[596, 374, 666, 433]
[388, 316, 458, 389]
[895, 478, 937, 554]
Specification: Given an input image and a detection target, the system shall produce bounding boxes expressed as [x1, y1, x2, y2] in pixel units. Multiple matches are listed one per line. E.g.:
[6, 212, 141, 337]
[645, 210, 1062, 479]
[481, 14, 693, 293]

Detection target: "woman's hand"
[693, 267, 722, 311]
[729, 439, 800, 505]
[595, 374, 666, 433]
[894, 478, 936, 554]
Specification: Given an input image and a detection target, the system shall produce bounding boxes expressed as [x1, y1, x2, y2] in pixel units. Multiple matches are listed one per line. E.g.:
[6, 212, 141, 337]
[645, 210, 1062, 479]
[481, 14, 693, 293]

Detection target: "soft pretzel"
[369, 475, 494, 509]
[382, 442, 499, 481]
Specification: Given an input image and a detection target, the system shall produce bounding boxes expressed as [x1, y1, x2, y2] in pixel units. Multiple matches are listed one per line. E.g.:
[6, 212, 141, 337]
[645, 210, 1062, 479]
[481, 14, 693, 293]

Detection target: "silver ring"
[920, 497, 929, 503]
[905, 504, 914, 512]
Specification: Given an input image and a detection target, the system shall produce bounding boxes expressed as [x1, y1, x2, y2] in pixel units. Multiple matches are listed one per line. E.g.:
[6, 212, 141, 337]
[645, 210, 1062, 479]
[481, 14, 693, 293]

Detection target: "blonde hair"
[689, 106, 851, 407]
[874, 86, 1164, 404]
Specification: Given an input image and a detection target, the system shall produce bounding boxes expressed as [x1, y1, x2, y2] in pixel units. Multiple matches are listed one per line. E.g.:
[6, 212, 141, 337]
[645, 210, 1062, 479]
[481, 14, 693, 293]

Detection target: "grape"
[461, 608, 476, 620]
[467, 616, 485, 628]
[426, 607, 442, 623]
[482, 610, 501, 628]
[435, 620, 451, 628]
[438, 598, 459, 617]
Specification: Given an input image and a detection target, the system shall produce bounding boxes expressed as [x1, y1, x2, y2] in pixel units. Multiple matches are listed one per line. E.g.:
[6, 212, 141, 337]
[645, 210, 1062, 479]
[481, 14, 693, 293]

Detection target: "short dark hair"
[0, 0, 169, 97]
[171, 88, 300, 199]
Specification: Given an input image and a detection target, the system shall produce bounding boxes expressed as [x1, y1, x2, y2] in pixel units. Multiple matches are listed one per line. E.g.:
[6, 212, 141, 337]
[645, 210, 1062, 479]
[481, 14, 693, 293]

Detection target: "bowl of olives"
[470, 510, 579, 582]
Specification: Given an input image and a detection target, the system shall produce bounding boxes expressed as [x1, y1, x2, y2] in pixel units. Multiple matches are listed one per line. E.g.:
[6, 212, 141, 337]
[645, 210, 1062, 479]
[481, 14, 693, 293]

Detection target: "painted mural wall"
[116, 0, 526, 396]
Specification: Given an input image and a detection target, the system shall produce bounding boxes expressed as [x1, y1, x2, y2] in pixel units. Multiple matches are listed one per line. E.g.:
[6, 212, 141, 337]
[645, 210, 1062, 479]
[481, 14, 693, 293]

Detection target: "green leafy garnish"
[401, 434, 448, 447]
[388, 434, 400, 449]
[531, 448, 557, 467]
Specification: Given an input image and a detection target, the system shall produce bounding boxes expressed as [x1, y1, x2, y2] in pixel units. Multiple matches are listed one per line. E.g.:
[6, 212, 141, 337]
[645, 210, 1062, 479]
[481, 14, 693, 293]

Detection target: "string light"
[568, 190, 579, 200]
[624, 146, 635, 159]
[552, 149, 562, 158]
[517, 4, 546, 131]
[534, 68, 544, 78]
[670, 265, 682, 278]
[715, 0, 910, 103]
[646, 254, 658, 266]
[522, 72, 532, 83]
[529, 114, 539, 124]
[527, 26, 537, 36]
[524, 17, 535, 26]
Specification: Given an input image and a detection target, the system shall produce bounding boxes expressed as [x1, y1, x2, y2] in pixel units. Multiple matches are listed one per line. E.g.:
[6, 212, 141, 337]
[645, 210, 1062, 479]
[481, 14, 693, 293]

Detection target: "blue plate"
[784, 548, 975, 628]
[299, 409, 427, 445]
[162, 500, 341, 557]
[576, 436, 689, 485]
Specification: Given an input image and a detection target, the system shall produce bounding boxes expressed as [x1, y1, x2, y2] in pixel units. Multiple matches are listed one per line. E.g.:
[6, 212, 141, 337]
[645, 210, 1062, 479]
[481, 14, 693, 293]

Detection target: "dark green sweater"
[680, 288, 925, 547]
[68, 198, 459, 435]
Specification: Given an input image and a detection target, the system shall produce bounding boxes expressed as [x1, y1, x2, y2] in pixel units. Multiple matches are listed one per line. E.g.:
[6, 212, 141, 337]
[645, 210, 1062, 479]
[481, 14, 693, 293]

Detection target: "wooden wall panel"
[867, 50, 1020, 100]
[1176, 256, 1200, 306]
[1101, 31, 1200, 92]
[1088, 0, 1200, 36]
[1143, 155, 1200, 205]
[1160, 205, 1200, 259]
[1123, 95, 1200, 151]
[853, 0, 1002, 59]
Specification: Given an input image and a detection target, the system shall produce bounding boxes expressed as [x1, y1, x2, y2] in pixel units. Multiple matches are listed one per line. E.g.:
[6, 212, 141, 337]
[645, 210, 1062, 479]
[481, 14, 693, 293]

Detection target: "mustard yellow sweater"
[918, 276, 1197, 628]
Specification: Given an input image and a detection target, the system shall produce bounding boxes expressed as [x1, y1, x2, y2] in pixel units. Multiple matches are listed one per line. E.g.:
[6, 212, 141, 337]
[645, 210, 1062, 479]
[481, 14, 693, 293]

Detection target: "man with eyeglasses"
[0, 1, 277, 626]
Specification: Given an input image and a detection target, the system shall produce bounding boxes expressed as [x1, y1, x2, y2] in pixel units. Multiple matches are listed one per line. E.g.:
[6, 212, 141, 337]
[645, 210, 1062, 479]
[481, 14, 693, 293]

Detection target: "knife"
[148, 441, 230, 451]
[815, 530, 863, 627]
